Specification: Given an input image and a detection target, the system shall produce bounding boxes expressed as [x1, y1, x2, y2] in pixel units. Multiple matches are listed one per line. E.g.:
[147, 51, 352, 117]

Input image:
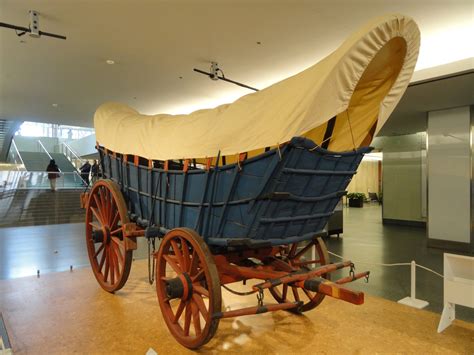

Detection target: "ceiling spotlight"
[52, 103, 58, 108]
[106, 59, 115, 65]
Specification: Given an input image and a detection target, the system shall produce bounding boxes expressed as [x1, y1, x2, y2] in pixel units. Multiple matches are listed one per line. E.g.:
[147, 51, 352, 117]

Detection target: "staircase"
[0, 189, 85, 227]
[50, 152, 77, 172]
[18, 151, 51, 171]
[17, 151, 85, 188]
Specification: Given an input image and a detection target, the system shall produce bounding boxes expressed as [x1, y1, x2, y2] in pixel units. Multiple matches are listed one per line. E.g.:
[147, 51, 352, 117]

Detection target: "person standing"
[46, 159, 60, 191]
[80, 160, 91, 186]
[91, 160, 100, 184]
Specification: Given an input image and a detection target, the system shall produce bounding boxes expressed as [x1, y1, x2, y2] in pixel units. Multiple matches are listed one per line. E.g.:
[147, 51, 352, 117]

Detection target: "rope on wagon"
[327, 251, 444, 278]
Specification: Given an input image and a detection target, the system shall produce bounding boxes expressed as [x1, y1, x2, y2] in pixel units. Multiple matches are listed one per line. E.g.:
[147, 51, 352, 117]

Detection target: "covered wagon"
[82, 14, 420, 348]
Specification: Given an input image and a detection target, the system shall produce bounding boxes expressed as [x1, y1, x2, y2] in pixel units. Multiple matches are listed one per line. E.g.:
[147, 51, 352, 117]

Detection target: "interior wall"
[67, 133, 97, 158]
[347, 160, 379, 196]
[427, 106, 471, 248]
[372, 133, 426, 225]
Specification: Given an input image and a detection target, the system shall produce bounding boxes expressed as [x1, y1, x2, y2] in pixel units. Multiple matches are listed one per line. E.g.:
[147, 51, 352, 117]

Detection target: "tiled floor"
[0, 203, 472, 323]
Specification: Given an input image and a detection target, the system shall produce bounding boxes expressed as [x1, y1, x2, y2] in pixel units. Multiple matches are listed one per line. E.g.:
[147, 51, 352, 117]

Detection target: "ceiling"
[0, 0, 473, 130]
[379, 70, 474, 136]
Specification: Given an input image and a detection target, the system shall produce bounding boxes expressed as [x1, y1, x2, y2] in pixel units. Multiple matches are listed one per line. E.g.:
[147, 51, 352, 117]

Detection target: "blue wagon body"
[99, 137, 371, 248]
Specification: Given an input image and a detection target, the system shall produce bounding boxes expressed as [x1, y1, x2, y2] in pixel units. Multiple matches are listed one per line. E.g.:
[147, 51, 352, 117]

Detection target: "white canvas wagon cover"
[94, 14, 420, 160]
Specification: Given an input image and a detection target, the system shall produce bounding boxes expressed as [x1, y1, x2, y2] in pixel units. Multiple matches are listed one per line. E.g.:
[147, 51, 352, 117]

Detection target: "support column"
[427, 106, 472, 251]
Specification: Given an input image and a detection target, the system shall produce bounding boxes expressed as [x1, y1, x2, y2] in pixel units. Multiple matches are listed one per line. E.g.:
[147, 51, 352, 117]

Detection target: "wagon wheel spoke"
[192, 293, 209, 319]
[98, 246, 107, 271]
[170, 240, 185, 270]
[112, 242, 125, 266]
[173, 300, 186, 323]
[180, 238, 190, 272]
[191, 269, 205, 282]
[281, 284, 288, 301]
[111, 244, 121, 278]
[105, 188, 114, 225]
[163, 254, 181, 274]
[288, 243, 298, 258]
[191, 301, 202, 336]
[99, 188, 108, 224]
[89, 222, 101, 230]
[293, 241, 315, 261]
[93, 243, 105, 258]
[302, 288, 314, 301]
[292, 286, 301, 302]
[103, 248, 110, 282]
[109, 248, 116, 285]
[91, 206, 105, 227]
[110, 211, 120, 230]
[193, 285, 209, 298]
[92, 194, 103, 213]
[189, 249, 199, 274]
[183, 302, 192, 336]
[110, 227, 122, 236]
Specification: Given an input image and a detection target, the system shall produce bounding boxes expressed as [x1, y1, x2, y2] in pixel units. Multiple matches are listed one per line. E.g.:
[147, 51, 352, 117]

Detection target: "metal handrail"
[38, 139, 63, 173]
[11, 139, 25, 167]
[37, 139, 53, 159]
[61, 142, 85, 165]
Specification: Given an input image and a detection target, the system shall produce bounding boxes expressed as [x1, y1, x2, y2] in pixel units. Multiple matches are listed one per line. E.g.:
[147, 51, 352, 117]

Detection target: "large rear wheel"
[85, 179, 133, 293]
[156, 228, 221, 349]
[269, 237, 330, 312]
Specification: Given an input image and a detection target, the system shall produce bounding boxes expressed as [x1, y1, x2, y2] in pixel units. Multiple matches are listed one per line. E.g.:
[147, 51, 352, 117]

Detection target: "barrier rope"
[327, 250, 444, 278]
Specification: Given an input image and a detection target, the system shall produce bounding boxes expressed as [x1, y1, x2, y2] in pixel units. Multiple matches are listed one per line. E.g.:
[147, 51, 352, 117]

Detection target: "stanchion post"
[398, 260, 429, 309]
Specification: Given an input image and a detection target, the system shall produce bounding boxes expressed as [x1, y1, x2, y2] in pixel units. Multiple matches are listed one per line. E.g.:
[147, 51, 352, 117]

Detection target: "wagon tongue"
[253, 261, 369, 305]
[299, 277, 365, 305]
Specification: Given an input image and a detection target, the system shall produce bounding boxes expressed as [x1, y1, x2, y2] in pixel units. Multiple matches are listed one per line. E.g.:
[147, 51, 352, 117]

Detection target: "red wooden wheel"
[156, 228, 221, 349]
[85, 179, 133, 293]
[269, 237, 330, 312]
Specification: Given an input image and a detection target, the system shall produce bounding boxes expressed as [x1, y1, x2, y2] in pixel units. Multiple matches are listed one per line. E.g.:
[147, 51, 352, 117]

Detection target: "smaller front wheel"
[156, 228, 221, 349]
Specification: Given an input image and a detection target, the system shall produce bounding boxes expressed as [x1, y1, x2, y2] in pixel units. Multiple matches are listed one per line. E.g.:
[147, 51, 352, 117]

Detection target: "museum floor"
[1, 258, 473, 354]
[0, 204, 473, 353]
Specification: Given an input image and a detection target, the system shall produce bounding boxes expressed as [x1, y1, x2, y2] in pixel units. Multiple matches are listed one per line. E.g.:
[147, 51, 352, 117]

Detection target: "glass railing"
[59, 142, 85, 169]
[0, 170, 87, 193]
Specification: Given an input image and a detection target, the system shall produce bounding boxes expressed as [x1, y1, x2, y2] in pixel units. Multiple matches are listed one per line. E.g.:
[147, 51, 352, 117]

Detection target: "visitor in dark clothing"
[80, 160, 91, 186]
[46, 159, 60, 191]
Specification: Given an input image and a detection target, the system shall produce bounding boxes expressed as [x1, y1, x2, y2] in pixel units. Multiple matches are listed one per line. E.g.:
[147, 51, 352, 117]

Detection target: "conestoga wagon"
[82, 14, 420, 348]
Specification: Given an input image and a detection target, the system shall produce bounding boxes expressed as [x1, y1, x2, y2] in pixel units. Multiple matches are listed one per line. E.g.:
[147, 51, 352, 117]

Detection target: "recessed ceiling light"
[106, 59, 115, 65]
[52, 103, 58, 108]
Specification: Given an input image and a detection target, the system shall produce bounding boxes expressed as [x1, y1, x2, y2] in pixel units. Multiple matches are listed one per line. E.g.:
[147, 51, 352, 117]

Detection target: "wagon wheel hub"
[166, 273, 193, 300]
[103, 226, 112, 244]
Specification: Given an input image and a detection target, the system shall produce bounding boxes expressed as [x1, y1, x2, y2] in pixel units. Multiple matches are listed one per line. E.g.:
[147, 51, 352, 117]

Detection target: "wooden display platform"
[0, 260, 472, 354]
